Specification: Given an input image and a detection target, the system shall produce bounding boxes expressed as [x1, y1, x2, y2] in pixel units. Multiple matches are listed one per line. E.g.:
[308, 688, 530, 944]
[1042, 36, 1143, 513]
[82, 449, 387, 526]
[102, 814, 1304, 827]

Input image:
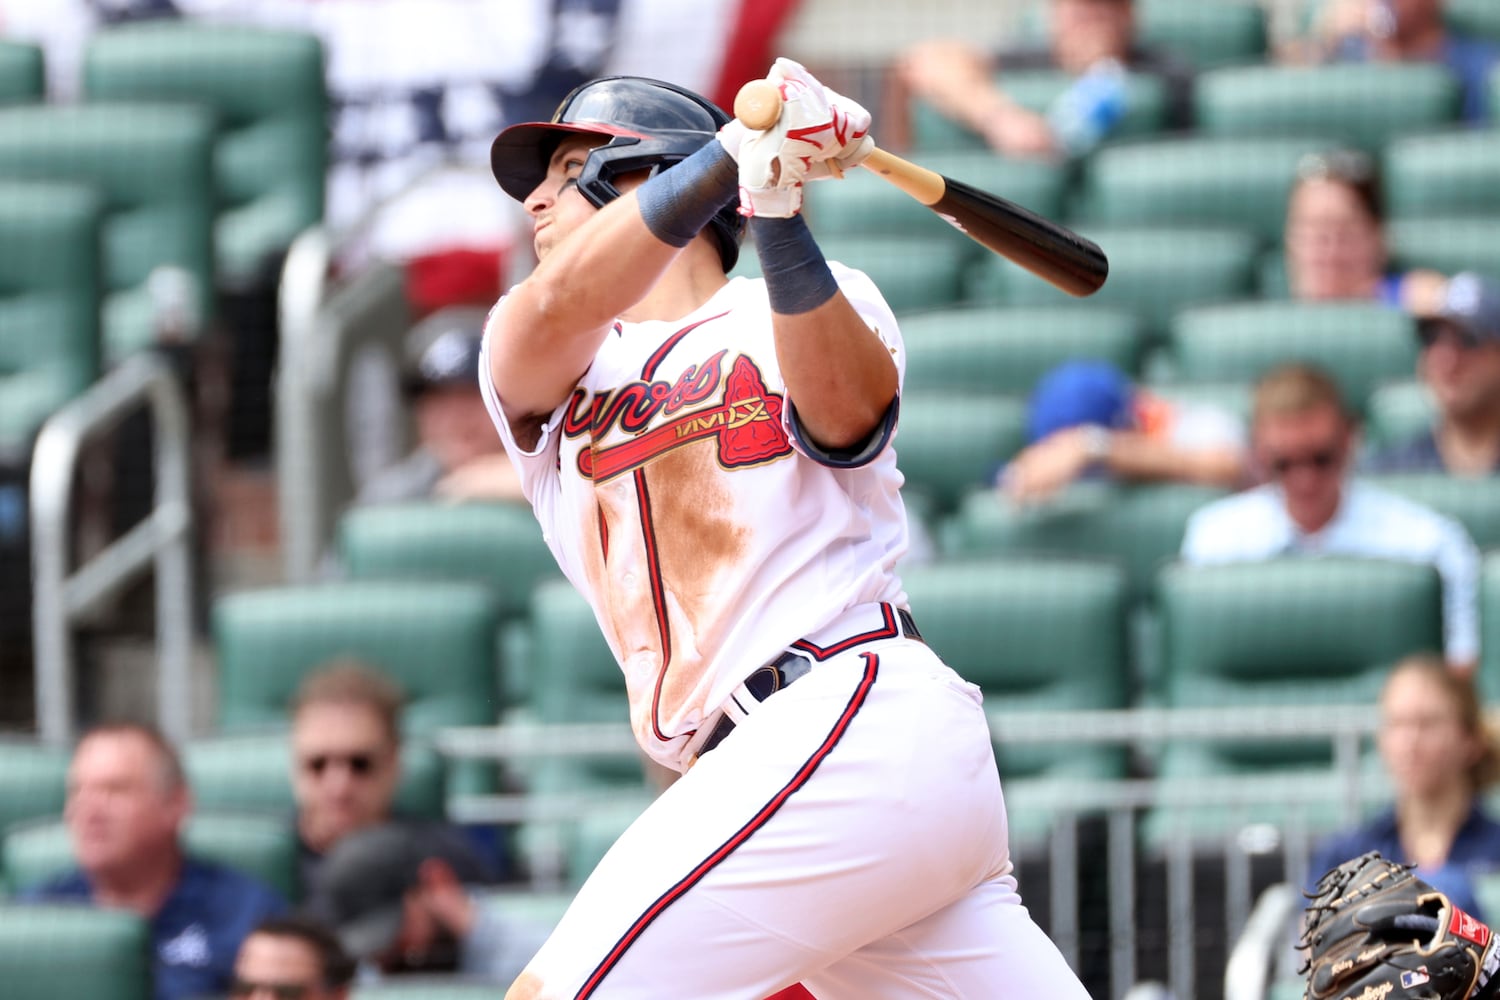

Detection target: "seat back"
[336, 502, 559, 625]
[1363, 380, 1435, 452]
[0, 740, 69, 836]
[84, 22, 326, 285]
[1482, 553, 1500, 702]
[1389, 216, 1500, 280]
[967, 226, 1260, 342]
[900, 305, 1144, 395]
[1384, 128, 1500, 218]
[1363, 473, 1500, 551]
[1077, 135, 1334, 242]
[1136, 0, 1269, 69]
[1448, 0, 1500, 42]
[895, 393, 1027, 516]
[0, 103, 215, 363]
[0, 40, 43, 104]
[1166, 300, 1418, 415]
[214, 581, 500, 732]
[0, 181, 102, 454]
[1194, 63, 1460, 149]
[0, 904, 150, 1000]
[4, 812, 298, 901]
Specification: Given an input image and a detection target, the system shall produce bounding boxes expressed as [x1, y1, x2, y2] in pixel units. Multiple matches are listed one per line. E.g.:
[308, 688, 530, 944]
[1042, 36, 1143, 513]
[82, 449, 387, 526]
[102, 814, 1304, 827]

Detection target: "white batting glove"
[736, 58, 875, 216]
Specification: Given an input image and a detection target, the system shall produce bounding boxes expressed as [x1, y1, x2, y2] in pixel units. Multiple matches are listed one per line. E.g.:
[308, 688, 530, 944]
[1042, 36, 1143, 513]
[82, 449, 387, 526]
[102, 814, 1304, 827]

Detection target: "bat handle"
[734, 80, 782, 130]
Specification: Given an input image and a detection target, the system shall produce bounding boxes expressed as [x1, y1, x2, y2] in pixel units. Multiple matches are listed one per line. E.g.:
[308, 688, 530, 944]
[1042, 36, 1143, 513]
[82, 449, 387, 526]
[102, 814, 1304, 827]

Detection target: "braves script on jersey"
[481, 264, 910, 771]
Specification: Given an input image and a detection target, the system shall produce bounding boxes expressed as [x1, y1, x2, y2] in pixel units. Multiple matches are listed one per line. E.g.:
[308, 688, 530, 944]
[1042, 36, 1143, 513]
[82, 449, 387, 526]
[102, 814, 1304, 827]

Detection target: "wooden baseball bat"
[734, 80, 1109, 298]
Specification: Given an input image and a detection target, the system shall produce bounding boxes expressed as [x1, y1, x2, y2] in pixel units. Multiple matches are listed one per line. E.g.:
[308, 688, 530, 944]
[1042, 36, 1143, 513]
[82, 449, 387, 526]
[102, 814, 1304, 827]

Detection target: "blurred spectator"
[1283, 148, 1447, 313]
[291, 661, 480, 880]
[232, 915, 357, 1000]
[357, 318, 523, 506]
[1282, 0, 1499, 122]
[895, 0, 1192, 158]
[1365, 272, 1500, 475]
[996, 360, 1249, 503]
[1306, 654, 1500, 920]
[302, 822, 545, 985]
[1180, 363, 1480, 669]
[22, 723, 286, 1000]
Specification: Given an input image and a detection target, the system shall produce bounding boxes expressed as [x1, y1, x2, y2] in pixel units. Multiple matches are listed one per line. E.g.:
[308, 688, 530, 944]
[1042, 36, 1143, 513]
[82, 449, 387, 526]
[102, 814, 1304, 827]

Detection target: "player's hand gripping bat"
[734, 80, 1109, 298]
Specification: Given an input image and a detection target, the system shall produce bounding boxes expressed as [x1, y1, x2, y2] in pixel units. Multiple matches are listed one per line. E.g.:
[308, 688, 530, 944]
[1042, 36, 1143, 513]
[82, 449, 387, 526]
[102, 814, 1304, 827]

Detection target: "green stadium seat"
[0, 181, 103, 461]
[940, 481, 1228, 610]
[336, 502, 560, 625]
[1076, 135, 1334, 242]
[1481, 554, 1500, 702]
[966, 226, 1260, 340]
[1150, 557, 1444, 843]
[1384, 128, 1500, 218]
[213, 581, 500, 798]
[910, 69, 1170, 152]
[895, 392, 1028, 516]
[1389, 216, 1500, 280]
[903, 558, 1130, 847]
[806, 151, 1069, 242]
[822, 234, 969, 313]
[352, 981, 515, 999]
[1136, 0, 1269, 69]
[1166, 301, 1418, 415]
[0, 41, 43, 104]
[1449, 0, 1500, 43]
[1194, 63, 1461, 150]
[1363, 379, 1435, 451]
[4, 812, 298, 901]
[1142, 380, 1254, 426]
[1364, 473, 1500, 551]
[0, 904, 150, 1000]
[184, 732, 447, 827]
[899, 305, 1145, 394]
[0, 104, 215, 364]
[0, 741, 69, 837]
[83, 22, 327, 287]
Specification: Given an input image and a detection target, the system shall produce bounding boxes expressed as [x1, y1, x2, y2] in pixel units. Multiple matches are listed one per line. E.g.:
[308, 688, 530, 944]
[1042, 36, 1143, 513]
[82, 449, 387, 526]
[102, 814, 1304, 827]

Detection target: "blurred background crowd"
[0, 1, 1498, 998]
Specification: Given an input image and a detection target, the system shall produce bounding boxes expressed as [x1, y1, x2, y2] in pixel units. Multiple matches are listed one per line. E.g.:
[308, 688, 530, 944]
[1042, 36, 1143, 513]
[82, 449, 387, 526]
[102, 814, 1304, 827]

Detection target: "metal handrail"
[30, 352, 194, 745]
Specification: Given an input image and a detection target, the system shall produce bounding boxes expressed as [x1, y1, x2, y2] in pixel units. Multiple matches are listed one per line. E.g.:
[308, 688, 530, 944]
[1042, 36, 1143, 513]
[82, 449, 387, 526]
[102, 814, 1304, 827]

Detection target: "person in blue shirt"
[1365, 272, 1500, 476]
[1307, 655, 1500, 921]
[21, 722, 286, 1000]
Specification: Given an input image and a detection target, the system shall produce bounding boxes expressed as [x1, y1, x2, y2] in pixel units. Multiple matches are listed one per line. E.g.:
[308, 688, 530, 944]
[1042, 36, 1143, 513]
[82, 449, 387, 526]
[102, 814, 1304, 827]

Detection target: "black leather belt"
[694, 608, 923, 760]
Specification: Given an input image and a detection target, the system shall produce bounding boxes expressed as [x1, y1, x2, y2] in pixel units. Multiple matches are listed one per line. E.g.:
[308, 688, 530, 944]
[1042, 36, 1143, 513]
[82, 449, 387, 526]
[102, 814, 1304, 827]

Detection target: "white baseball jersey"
[480, 264, 912, 772]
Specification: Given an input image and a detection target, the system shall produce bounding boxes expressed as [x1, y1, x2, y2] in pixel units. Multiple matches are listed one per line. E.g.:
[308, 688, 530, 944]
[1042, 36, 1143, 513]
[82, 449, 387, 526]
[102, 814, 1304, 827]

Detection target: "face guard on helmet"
[490, 76, 745, 272]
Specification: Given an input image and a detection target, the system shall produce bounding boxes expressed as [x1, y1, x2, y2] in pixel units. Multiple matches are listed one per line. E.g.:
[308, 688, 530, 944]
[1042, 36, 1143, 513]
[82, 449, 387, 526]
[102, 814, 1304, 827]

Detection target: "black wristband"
[635, 141, 737, 249]
[750, 215, 839, 315]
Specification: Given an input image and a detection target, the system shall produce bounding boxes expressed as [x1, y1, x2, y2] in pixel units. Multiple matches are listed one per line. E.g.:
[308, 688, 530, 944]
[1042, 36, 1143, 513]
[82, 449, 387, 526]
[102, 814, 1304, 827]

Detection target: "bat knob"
[734, 81, 782, 131]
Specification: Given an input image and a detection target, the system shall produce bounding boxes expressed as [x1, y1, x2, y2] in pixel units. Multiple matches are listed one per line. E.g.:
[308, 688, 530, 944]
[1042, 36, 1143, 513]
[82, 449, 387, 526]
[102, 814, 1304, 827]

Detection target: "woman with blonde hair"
[1306, 654, 1500, 918]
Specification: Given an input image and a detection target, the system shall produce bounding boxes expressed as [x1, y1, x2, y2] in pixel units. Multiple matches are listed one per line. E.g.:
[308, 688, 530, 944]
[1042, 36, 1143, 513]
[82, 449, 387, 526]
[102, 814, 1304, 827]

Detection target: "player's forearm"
[752, 215, 897, 449]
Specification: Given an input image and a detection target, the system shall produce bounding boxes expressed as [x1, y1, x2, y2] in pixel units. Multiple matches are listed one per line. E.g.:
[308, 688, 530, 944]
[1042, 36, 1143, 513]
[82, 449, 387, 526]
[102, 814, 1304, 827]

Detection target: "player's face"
[524, 135, 609, 260]
[1253, 403, 1351, 532]
[1378, 666, 1477, 802]
[1419, 323, 1500, 420]
[231, 933, 345, 1000]
[1285, 178, 1386, 301]
[291, 702, 400, 852]
[65, 732, 187, 877]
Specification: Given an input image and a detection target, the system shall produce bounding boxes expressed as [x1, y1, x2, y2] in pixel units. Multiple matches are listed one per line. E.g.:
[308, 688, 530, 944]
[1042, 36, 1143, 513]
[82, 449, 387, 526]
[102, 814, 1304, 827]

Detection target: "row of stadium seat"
[0, 22, 325, 458]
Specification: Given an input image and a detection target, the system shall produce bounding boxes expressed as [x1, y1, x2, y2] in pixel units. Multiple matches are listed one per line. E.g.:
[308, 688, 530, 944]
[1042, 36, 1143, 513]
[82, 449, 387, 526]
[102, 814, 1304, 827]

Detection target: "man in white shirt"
[1180, 363, 1480, 670]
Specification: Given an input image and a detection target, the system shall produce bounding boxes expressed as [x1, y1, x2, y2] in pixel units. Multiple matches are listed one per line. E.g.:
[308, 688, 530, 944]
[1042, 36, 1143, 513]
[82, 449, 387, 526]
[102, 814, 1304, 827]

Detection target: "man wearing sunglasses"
[1367, 272, 1500, 477]
[230, 915, 355, 1000]
[1181, 362, 1481, 670]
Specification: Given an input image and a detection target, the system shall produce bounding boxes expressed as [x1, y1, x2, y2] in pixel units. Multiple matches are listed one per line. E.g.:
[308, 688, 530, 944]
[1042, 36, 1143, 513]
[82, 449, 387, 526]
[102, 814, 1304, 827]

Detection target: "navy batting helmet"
[491, 76, 745, 272]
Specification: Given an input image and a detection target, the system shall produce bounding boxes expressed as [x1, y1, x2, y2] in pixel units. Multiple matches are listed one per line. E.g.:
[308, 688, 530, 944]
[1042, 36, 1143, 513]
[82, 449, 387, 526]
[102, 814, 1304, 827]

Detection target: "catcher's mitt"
[1301, 851, 1500, 1000]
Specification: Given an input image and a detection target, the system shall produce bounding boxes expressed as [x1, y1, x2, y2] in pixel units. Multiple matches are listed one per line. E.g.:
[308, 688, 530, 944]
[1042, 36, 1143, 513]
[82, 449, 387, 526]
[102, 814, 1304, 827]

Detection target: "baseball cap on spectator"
[301, 822, 494, 961]
[1025, 360, 1136, 443]
[1420, 272, 1500, 347]
[401, 305, 489, 394]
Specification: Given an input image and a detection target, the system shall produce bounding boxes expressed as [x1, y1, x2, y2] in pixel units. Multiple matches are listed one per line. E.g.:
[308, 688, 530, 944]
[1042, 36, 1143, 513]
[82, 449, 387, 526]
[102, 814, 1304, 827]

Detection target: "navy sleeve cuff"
[788, 394, 899, 469]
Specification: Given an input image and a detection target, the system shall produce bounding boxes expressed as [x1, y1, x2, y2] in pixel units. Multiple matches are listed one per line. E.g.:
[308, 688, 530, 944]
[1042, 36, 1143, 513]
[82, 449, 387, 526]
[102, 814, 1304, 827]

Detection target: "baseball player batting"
[482, 58, 1089, 999]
